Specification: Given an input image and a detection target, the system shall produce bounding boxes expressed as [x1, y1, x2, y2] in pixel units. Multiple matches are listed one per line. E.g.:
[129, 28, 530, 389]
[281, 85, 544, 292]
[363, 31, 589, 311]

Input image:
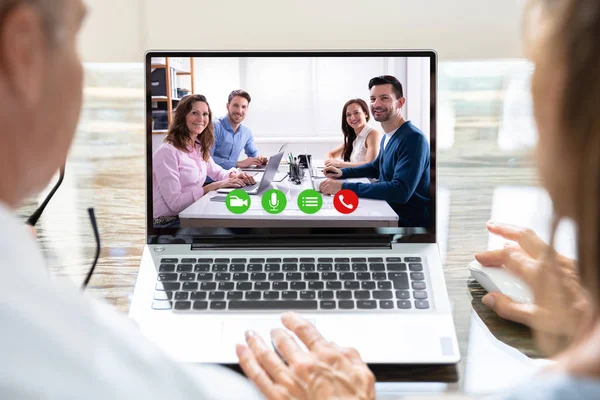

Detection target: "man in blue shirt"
[321, 75, 431, 227]
[210, 90, 267, 170]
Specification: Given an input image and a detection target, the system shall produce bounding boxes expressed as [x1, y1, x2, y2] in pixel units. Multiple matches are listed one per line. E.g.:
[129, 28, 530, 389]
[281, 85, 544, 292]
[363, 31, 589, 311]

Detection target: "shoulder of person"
[403, 121, 426, 136]
[156, 142, 190, 159]
[364, 129, 381, 146]
[242, 124, 253, 135]
[155, 142, 177, 154]
[366, 127, 382, 138]
[212, 117, 224, 129]
[399, 123, 427, 144]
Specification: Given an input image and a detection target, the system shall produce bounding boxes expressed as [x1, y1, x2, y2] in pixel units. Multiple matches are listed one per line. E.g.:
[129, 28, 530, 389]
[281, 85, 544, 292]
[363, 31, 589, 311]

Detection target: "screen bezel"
[145, 50, 437, 245]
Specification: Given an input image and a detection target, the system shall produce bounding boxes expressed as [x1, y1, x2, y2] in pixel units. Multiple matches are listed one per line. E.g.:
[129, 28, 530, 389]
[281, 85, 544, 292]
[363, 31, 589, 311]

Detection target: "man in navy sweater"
[320, 75, 431, 227]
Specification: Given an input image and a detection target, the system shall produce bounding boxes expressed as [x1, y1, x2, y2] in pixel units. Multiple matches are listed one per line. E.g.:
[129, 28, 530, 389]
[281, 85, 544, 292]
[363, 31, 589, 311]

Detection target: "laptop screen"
[146, 51, 436, 245]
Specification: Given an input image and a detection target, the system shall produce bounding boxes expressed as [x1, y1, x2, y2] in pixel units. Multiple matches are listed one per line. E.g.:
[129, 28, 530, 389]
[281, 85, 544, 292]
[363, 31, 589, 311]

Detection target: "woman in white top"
[324, 98, 382, 168]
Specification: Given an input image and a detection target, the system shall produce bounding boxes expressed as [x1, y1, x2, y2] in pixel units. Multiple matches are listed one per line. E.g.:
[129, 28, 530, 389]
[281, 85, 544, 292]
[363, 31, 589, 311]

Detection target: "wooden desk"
[17, 64, 552, 396]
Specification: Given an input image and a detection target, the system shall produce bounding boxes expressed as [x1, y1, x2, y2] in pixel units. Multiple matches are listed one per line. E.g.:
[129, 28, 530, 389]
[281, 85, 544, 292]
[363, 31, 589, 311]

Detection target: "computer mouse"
[469, 260, 533, 304]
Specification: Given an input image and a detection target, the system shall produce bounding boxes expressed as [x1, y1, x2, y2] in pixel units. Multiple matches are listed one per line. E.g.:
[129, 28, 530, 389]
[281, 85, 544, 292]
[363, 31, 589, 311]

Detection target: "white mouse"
[469, 260, 534, 304]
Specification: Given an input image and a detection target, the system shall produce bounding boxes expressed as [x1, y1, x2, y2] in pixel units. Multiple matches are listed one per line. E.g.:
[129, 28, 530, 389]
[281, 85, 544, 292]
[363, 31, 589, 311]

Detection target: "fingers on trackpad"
[222, 318, 315, 352]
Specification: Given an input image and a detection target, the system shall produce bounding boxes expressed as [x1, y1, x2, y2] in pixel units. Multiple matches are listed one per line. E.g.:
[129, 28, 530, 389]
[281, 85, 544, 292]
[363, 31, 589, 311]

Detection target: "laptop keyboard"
[240, 182, 259, 192]
[153, 257, 430, 312]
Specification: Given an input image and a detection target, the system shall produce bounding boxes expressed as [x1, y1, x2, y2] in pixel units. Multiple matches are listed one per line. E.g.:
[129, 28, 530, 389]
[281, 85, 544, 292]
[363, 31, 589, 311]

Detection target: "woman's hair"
[526, 0, 600, 353]
[164, 94, 214, 162]
[341, 99, 370, 162]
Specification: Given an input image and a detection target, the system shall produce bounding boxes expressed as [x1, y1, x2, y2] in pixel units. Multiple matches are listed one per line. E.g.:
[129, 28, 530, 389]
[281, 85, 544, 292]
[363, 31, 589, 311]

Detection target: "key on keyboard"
[241, 182, 259, 192]
[153, 255, 431, 311]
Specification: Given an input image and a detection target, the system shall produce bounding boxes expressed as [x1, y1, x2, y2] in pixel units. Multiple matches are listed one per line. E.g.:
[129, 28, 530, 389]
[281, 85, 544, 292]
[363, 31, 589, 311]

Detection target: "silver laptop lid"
[255, 151, 285, 193]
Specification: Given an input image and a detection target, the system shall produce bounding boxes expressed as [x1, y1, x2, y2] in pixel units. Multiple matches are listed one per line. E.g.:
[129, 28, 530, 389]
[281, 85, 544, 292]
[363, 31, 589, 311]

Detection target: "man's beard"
[372, 108, 392, 122]
[230, 113, 243, 122]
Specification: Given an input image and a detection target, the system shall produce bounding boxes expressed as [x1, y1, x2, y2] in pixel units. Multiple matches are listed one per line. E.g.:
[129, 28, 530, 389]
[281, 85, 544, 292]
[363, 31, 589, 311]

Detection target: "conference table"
[179, 161, 399, 228]
[19, 62, 569, 398]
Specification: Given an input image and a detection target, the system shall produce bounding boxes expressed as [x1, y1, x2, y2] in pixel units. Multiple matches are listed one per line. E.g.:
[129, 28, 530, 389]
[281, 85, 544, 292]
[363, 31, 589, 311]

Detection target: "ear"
[0, 4, 46, 107]
[397, 97, 406, 109]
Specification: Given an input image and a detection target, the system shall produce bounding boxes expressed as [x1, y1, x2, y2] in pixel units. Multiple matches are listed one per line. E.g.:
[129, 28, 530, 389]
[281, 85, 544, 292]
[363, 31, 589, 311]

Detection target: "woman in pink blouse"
[153, 94, 255, 227]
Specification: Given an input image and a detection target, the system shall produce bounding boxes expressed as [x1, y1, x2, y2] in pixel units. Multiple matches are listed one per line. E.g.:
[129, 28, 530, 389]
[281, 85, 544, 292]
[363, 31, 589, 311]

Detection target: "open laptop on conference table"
[241, 143, 288, 172]
[131, 50, 459, 365]
[216, 151, 284, 195]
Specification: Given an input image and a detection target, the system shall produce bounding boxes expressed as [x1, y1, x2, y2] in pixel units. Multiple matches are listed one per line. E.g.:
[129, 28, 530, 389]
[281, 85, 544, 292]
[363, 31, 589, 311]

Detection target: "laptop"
[217, 151, 284, 194]
[131, 50, 460, 365]
[306, 155, 326, 192]
[241, 143, 288, 172]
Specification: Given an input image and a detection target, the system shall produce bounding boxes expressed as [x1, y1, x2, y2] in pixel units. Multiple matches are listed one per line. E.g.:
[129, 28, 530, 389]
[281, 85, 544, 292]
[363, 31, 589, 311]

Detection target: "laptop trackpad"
[222, 318, 317, 349]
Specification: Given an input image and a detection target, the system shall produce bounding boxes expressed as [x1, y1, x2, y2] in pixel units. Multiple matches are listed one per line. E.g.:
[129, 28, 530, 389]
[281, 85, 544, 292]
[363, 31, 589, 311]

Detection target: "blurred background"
[78, 0, 528, 62]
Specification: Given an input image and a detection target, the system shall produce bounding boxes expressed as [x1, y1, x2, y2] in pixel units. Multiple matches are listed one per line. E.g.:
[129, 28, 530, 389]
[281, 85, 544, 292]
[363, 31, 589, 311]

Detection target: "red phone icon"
[334, 190, 358, 214]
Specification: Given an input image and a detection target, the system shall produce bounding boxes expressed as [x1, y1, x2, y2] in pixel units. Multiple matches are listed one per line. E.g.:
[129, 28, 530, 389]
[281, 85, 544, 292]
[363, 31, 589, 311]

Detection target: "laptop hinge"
[191, 234, 391, 250]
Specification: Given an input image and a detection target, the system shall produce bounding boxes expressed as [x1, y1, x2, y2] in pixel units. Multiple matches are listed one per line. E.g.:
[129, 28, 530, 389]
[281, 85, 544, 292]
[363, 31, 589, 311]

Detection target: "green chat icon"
[297, 189, 322, 214]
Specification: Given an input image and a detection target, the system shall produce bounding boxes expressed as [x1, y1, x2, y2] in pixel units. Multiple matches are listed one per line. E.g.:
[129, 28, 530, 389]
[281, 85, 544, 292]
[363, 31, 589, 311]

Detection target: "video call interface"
[148, 54, 433, 231]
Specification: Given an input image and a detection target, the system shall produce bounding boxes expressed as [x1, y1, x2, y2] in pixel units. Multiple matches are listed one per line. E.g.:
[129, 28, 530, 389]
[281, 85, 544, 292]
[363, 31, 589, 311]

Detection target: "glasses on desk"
[27, 165, 101, 290]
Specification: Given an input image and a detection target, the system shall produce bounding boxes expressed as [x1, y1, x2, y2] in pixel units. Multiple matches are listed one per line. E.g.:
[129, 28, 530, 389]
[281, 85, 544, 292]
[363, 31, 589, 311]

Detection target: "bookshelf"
[151, 57, 195, 134]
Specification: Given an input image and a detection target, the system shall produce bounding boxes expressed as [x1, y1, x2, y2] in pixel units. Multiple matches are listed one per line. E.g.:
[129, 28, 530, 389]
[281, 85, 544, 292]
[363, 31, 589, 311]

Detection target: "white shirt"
[349, 125, 374, 163]
[0, 202, 262, 400]
[382, 130, 395, 150]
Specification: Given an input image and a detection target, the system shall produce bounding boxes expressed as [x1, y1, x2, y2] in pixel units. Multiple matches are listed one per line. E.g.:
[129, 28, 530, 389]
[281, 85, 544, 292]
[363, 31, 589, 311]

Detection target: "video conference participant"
[321, 75, 431, 227]
[153, 94, 254, 228]
[210, 90, 267, 170]
[325, 98, 381, 168]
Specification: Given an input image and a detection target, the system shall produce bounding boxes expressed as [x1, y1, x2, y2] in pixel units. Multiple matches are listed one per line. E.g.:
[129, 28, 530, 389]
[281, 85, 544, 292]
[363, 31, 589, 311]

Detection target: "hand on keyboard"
[220, 171, 256, 189]
[218, 176, 246, 189]
[237, 312, 375, 400]
[323, 166, 342, 179]
[229, 171, 256, 186]
[319, 179, 342, 195]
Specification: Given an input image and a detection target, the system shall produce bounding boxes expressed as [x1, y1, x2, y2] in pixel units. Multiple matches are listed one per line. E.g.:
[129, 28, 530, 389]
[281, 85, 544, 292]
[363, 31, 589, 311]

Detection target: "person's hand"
[257, 155, 268, 165]
[237, 158, 263, 168]
[324, 159, 344, 168]
[475, 222, 590, 354]
[323, 166, 342, 179]
[229, 171, 256, 185]
[319, 179, 343, 195]
[219, 176, 246, 189]
[236, 312, 375, 400]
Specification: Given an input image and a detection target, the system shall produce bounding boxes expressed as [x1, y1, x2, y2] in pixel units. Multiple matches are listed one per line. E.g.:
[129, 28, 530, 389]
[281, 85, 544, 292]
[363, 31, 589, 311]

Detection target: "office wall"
[151, 55, 430, 158]
[79, 0, 144, 62]
[195, 56, 429, 137]
[81, 0, 527, 62]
